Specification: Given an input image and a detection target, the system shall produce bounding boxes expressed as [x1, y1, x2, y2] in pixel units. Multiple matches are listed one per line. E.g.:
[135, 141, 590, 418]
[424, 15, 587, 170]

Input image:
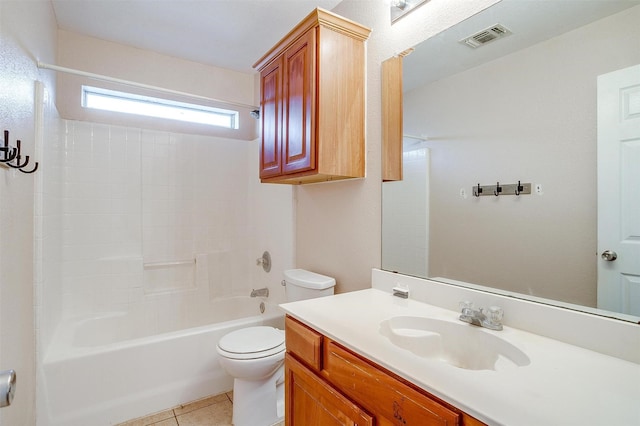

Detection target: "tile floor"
[117, 392, 285, 426]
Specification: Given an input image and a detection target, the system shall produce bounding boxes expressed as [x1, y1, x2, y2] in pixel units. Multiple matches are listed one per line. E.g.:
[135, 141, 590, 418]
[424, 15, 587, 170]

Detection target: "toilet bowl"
[216, 269, 336, 426]
[216, 326, 286, 426]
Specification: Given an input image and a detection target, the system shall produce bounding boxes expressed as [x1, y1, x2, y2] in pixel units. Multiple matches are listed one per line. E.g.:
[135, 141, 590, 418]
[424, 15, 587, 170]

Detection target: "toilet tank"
[284, 269, 336, 302]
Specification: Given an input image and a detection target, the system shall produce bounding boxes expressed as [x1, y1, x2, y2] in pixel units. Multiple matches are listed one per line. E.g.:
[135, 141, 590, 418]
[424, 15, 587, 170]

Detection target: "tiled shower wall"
[42, 119, 293, 339]
[59, 121, 143, 315]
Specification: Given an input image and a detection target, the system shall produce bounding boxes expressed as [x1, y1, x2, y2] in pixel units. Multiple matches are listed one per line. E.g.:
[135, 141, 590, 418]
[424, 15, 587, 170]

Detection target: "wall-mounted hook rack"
[1, 130, 39, 174]
[473, 181, 531, 197]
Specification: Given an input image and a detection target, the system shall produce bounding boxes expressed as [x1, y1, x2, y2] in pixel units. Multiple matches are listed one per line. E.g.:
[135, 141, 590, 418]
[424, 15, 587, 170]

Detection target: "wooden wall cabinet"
[382, 56, 403, 182]
[253, 8, 371, 185]
[381, 49, 413, 182]
[285, 316, 486, 426]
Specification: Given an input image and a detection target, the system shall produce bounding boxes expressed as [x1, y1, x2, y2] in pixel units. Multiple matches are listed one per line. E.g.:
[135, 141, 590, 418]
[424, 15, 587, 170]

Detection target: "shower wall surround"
[44, 119, 293, 339]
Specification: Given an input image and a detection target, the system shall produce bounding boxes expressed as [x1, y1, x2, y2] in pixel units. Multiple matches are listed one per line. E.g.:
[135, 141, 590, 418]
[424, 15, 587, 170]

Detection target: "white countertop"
[280, 288, 640, 426]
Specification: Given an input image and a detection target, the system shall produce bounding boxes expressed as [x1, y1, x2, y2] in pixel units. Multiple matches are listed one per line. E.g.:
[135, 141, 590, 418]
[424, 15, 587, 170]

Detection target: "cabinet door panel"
[324, 342, 460, 426]
[286, 354, 372, 426]
[282, 29, 316, 175]
[260, 58, 282, 178]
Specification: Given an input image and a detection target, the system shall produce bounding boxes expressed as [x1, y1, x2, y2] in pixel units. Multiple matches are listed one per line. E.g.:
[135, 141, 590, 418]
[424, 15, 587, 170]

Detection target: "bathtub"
[39, 297, 284, 426]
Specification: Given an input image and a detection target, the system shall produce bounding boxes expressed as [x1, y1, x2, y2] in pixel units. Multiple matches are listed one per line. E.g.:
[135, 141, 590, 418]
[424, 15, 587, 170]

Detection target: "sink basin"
[379, 316, 530, 371]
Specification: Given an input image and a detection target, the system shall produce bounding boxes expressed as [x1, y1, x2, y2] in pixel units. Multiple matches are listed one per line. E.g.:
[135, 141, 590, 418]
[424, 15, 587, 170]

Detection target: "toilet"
[216, 269, 336, 426]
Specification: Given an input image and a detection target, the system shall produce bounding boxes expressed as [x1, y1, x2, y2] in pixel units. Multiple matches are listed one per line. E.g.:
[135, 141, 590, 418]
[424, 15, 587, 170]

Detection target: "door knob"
[601, 250, 618, 261]
[0, 369, 16, 408]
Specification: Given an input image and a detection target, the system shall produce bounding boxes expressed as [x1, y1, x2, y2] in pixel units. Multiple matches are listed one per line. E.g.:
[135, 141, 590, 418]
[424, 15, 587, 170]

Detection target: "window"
[82, 86, 239, 129]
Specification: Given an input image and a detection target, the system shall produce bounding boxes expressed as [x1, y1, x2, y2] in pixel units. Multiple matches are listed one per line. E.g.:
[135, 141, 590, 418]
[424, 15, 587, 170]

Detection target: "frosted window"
[82, 86, 239, 129]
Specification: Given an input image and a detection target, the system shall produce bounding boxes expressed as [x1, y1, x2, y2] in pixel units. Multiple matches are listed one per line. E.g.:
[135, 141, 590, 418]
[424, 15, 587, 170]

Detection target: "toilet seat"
[217, 326, 285, 360]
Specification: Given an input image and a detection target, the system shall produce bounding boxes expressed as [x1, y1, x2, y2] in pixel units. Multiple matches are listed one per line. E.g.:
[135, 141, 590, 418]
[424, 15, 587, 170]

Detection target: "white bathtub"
[39, 297, 284, 426]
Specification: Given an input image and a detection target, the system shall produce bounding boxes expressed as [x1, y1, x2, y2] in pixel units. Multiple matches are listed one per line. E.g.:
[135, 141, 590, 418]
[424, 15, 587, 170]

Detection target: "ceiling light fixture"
[393, 0, 407, 10]
[390, 0, 429, 23]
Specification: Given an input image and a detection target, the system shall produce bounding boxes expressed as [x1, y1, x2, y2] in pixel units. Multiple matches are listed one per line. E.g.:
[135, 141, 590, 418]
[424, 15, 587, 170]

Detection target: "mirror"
[382, 0, 640, 322]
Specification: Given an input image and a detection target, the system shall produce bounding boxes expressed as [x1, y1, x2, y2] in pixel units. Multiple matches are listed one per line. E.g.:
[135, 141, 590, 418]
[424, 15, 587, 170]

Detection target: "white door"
[597, 64, 640, 316]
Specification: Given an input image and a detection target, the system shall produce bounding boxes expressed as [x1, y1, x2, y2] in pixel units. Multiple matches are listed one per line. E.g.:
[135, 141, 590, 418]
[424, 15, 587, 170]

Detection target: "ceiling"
[403, 0, 640, 92]
[51, 0, 343, 74]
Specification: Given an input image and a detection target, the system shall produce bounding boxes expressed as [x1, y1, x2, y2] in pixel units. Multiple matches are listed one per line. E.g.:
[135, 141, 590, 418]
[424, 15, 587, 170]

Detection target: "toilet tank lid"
[284, 269, 336, 290]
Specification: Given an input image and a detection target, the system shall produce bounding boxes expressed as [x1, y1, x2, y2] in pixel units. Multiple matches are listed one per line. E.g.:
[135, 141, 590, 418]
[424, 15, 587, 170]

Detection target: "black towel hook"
[474, 183, 482, 197]
[494, 182, 502, 196]
[0, 146, 17, 163]
[19, 161, 39, 174]
[1, 130, 39, 174]
[5, 141, 31, 169]
[0, 130, 18, 163]
[515, 180, 523, 196]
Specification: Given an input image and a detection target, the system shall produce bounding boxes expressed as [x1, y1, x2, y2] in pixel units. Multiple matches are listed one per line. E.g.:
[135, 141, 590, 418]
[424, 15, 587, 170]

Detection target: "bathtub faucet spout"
[250, 288, 269, 298]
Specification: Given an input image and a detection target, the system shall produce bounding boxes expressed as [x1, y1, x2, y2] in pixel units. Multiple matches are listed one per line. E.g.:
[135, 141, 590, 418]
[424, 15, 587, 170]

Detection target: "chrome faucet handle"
[458, 301, 478, 325]
[482, 306, 504, 330]
[459, 300, 474, 312]
[255, 251, 271, 272]
[487, 306, 503, 322]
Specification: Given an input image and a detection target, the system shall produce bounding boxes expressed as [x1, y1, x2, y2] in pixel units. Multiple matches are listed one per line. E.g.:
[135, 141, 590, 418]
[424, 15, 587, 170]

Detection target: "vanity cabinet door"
[324, 341, 460, 426]
[285, 353, 373, 426]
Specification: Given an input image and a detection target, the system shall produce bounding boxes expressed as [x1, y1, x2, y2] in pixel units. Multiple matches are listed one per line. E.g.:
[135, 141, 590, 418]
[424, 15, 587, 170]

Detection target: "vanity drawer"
[324, 340, 460, 426]
[285, 316, 323, 371]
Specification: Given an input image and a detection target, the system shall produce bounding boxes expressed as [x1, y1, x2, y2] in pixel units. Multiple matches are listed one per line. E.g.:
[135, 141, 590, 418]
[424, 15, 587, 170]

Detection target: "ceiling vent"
[460, 24, 511, 48]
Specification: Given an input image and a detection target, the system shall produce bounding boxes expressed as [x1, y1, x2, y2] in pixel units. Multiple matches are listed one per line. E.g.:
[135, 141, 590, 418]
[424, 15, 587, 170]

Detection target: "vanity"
[285, 315, 484, 425]
[280, 269, 640, 426]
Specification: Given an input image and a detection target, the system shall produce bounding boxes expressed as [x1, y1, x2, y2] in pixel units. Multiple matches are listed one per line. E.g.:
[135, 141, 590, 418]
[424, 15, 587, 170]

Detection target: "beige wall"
[296, 0, 500, 293]
[0, 1, 57, 425]
[403, 6, 640, 307]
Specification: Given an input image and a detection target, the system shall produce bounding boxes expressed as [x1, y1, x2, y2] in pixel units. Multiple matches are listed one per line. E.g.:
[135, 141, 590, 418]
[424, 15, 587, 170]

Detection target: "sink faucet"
[250, 287, 269, 298]
[458, 301, 503, 331]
